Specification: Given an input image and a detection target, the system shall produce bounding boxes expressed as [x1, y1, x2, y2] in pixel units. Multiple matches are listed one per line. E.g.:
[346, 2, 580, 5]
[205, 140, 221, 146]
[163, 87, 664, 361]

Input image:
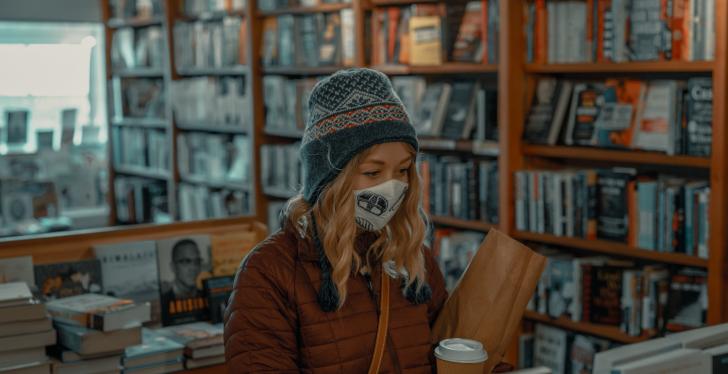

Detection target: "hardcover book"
[203, 276, 234, 324]
[46, 293, 151, 331]
[686, 77, 712, 157]
[0, 256, 35, 288]
[156, 235, 212, 326]
[210, 231, 257, 277]
[34, 259, 103, 301]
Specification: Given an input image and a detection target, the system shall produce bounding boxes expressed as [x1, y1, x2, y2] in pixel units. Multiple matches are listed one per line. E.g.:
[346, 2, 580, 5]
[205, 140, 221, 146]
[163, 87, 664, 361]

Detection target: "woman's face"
[353, 142, 413, 190]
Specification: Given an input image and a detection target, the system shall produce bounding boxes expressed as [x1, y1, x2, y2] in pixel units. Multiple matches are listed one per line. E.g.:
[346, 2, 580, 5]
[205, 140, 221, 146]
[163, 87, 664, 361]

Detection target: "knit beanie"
[300, 68, 419, 204]
[299, 68, 430, 312]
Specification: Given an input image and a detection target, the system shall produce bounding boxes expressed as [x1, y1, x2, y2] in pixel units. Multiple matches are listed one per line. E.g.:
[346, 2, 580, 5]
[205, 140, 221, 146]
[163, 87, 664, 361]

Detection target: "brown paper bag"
[432, 229, 546, 373]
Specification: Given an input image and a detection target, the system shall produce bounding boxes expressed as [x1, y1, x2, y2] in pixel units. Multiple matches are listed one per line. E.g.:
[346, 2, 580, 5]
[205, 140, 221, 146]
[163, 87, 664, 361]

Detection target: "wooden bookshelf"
[523, 311, 651, 344]
[419, 138, 499, 156]
[373, 63, 498, 75]
[111, 118, 169, 129]
[430, 216, 494, 232]
[256, 3, 352, 16]
[525, 61, 714, 74]
[264, 127, 304, 139]
[523, 145, 712, 168]
[176, 65, 249, 76]
[176, 9, 246, 22]
[107, 16, 164, 28]
[369, 0, 438, 5]
[180, 175, 250, 191]
[513, 231, 709, 268]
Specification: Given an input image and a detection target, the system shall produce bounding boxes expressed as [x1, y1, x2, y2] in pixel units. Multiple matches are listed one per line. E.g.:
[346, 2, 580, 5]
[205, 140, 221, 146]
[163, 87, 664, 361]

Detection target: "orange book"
[238, 17, 247, 65]
[387, 7, 401, 63]
[626, 180, 638, 247]
[672, 0, 689, 61]
[596, 0, 612, 62]
[534, 0, 548, 63]
[372, 9, 383, 65]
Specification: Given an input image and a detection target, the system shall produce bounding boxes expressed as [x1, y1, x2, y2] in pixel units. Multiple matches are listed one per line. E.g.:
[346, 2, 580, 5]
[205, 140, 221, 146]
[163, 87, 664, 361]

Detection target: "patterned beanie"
[300, 68, 419, 204]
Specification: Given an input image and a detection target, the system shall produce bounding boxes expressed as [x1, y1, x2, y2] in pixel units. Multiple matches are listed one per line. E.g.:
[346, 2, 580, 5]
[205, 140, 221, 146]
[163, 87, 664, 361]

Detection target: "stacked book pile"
[122, 328, 185, 374]
[0, 282, 55, 374]
[155, 322, 225, 370]
[46, 294, 151, 374]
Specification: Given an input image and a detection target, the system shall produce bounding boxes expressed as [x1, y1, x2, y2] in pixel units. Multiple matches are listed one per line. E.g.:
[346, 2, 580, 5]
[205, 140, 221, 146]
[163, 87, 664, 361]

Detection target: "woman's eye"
[364, 171, 380, 177]
[399, 168, 409, 174]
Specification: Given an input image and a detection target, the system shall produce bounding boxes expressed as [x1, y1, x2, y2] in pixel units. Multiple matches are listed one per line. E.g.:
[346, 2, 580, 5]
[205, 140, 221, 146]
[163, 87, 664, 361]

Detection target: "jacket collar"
[290, 223, 379, 263]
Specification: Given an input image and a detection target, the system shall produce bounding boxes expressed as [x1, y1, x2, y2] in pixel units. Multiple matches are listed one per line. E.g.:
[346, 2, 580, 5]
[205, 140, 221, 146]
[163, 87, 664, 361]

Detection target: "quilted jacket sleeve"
[224, 239, 299, 373]
[423, 247, 448, 325]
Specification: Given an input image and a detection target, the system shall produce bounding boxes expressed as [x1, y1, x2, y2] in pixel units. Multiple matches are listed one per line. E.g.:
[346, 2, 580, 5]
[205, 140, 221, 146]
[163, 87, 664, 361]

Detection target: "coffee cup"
[434, 338, 488, 374]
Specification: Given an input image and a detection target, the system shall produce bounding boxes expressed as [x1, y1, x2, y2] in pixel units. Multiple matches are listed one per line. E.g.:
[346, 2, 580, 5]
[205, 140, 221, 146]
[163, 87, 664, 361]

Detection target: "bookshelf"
[525, 61, 715, 74]
[522, 145, 712, 168]
[523, 311, 651, 345]
[256, 3, 352, 16]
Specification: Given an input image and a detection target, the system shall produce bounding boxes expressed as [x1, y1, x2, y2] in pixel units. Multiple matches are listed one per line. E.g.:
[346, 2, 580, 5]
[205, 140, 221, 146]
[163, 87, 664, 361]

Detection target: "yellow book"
[409, 16, 443, 66]
[210, 231, 258, 276]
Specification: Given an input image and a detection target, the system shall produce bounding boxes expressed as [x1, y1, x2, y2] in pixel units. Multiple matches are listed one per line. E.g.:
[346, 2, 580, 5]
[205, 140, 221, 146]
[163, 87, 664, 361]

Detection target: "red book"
[534, 0, 548, 63]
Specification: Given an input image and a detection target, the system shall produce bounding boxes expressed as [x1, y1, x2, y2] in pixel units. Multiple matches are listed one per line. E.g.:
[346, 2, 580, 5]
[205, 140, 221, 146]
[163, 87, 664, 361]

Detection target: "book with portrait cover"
[94, 240, 162, 324]
[34, 259, 103, 301]
[156, 235, 212, 326]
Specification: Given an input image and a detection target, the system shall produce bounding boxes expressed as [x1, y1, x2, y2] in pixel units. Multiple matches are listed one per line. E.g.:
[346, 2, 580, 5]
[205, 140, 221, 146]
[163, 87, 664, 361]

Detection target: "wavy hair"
[284, 145, 428, 309]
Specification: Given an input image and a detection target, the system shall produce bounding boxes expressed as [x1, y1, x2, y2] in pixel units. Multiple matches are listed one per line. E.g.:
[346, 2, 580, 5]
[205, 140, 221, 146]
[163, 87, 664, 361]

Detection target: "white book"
[631, 81, 678, 154]
[0, 282, 32, 307]
[0, 256, 35, 288]
[610, 348, 709, 374]
[547, 2, 557, 63]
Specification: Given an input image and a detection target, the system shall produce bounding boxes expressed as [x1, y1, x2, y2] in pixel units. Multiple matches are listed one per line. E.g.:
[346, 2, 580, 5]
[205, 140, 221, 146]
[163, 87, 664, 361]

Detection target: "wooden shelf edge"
[523, 145, 711, 168]
[177, 124, 248, 134]
[369, 0, 438, 6]
[176, 66, 249, 76]
[373, 63, 498, 75]
[107, 16, 164, 28]
[112, 118, 169, 128]
[264, 128, 304, 139]
[262, 66, 347, 75]
[115, 165, 171, 181]
[430, 216, 494, 232]
[523, 311, 651, 344]
[180, 175, 250, 191]
[257, 3, 352, 16]
[513, 231, 709, 268]
[112, 68, 165, 78]
[419, 138, 500, 156]
[525, 61, 714, 73]
[177, 9, 246, 22]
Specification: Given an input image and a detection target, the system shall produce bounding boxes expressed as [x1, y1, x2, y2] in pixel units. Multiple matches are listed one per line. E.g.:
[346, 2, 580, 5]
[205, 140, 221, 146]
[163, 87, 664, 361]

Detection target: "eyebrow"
[362, 156, 414, 166]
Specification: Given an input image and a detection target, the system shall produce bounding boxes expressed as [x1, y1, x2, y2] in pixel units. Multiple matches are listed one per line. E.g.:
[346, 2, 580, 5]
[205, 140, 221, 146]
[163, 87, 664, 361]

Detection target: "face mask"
[353, 179, 408, 231]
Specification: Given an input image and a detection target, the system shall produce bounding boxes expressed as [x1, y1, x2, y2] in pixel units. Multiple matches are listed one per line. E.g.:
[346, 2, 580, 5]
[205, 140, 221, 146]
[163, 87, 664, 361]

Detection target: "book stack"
[514, 169, 710, 257]
[111, 26, 165, 70]
[420, 155, 498, 223]
[522, 323, 613, 374]
[371, 1, 499, 65]
[112, 127, 170, 173]
[111, 78, 167, 121]
[173, 17, 247, 70]
[524, 77, 713, 157]
[263, 76, 317, 136]
[171, 77, 250, 131]
[0, 282, 55, 374]
[178, 183, 250, 221]
[46, 294, 151, 374]
[260, 143, 302, 199]
[182, 0, 245, 15]
[177, 133, 251, 184]
[391, 78, 498, 142]
[155, 322, 225, 370]
[109, 0, 164, 20]
[258, 0, 351, 11]
[122, 328, 184, 374]
[261, 9, 355, 67]
[113, 177, 170, 225]
[525, 0, 716, 63]
[528, 250, 708, 336]
[431, 229, 484, 290]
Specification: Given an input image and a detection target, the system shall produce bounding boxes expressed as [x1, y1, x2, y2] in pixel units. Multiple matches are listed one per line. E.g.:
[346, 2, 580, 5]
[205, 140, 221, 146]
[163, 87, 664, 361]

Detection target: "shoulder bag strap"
[368, 267, 391, 374]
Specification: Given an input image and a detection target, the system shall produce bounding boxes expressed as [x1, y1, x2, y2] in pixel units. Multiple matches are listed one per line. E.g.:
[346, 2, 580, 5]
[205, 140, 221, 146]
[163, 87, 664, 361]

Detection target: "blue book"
[637, 181, 657, 250]
[124, 328, 184, 369]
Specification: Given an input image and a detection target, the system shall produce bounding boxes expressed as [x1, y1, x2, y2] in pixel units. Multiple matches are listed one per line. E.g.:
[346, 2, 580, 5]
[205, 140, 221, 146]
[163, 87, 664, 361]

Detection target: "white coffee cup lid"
[434, 338, 488, 364]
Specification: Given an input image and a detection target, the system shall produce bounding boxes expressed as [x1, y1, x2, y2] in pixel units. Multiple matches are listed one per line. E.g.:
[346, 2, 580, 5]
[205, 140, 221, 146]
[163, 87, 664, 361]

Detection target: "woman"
[225, 68, 472, 373]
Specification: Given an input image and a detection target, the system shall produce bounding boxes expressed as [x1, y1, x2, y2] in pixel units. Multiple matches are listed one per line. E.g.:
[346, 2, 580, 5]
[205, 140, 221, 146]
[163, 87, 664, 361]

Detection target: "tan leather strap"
[368, 268, 390, 374]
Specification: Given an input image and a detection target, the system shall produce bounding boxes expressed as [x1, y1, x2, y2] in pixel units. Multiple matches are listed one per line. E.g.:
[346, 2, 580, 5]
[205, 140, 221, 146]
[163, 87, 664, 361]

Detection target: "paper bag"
[432, 229, 546, 373]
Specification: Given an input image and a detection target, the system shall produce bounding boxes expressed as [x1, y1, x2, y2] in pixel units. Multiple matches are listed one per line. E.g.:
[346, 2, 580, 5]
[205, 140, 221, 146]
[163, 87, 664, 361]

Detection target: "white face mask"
[353, 179, 408, 231]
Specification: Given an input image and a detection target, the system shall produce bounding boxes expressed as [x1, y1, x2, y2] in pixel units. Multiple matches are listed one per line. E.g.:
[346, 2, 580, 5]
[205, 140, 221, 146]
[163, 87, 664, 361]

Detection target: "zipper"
[364, 270, 403, 374]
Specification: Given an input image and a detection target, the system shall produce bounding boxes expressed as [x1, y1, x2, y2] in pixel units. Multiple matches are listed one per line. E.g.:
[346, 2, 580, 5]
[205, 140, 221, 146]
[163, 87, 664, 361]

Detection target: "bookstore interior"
[0, 0, 727, 373]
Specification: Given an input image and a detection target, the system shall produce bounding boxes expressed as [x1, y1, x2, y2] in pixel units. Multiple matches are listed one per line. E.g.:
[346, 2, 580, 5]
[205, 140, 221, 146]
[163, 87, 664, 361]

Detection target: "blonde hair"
[284, 145, 428, 309]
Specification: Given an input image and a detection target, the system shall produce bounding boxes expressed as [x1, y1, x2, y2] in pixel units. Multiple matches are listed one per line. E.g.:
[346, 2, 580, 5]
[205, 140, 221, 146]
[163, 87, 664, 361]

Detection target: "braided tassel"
[311, 216, 340, 312]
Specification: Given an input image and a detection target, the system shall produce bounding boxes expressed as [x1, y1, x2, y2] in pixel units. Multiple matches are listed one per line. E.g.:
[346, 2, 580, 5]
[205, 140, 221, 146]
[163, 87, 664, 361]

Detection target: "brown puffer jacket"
[224, 225, 448, 373]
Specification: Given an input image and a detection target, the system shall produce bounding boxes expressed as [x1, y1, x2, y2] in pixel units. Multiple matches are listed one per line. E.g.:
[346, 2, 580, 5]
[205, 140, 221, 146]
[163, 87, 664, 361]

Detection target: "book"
[156, 235, 212, 326]
[450, 2, 484, 63]
[0, 329, 55, 353]
[46, 293, 151, 332]
[592, 79, 644, 149]
[54, 323, 141, 356]
[0, 361, 51, 374]
[0, 318, 52, 338]
[569, 334, 610, 374]
[210, 231, 257, 277]
[203, 276, 233, 324]
[686, 77, 712, 156]
[94, 241, 161, 324]
[703, 344, 728, 374]
[631, 80, 679, 154]
[0, 347, 47, 370]
[533, 324, 569, 374]
[34, 259, 103, 301]
[597, 169, 634, 242]
[565, 83, 604, 146]
[440, 81, 478, 140]
[51, 354, 121, 374]
[610, 348, 709, 374]
[589, 265, 624, 326]
[0, 256, 35, 288]
[123, 328, 184, 369]
[414, 82, 451, 137]
[666, 268, 707, 331]
[154, 322, 223, 354]
[409, 16, 442, 65]
[0, 282, 32, 307]
[0, 301, 46, 324]
[524, 79, 572, 145]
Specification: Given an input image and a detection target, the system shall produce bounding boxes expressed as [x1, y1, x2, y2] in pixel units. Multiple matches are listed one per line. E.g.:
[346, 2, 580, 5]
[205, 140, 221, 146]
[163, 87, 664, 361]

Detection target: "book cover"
[46, 293, 150, 331]
[154, 322, 223, 351]
[524, 79, 562, 144]
[156, 235, 212, 326]
[441, 81, 478, 140]
[631, 80, 679, 154]
[124, 328, 184, 364]
[533, 323, 569, 374]
[570, 334, 610, 374]
[592, 79, 645, 149]
[589, 265, 624, 326]
[203, 276, 233, 324]
[261, 17, 278, 66]
[210, 231, 257, 277]
[451, 2, 484, 63]
[318, 12, 342, 66]
[686, 77, 712, 156]
[666, 268, 707, 331]
[409, 15, 442, 65]
[565, 83, 604, 146]
[415, 82, 451, 136]
[596, 169, 634, 242]
[94, 240, 161, 324]
[0, 282, 32, 306]
[0, 255, 35, 288]
[34, 259, 102, 301]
